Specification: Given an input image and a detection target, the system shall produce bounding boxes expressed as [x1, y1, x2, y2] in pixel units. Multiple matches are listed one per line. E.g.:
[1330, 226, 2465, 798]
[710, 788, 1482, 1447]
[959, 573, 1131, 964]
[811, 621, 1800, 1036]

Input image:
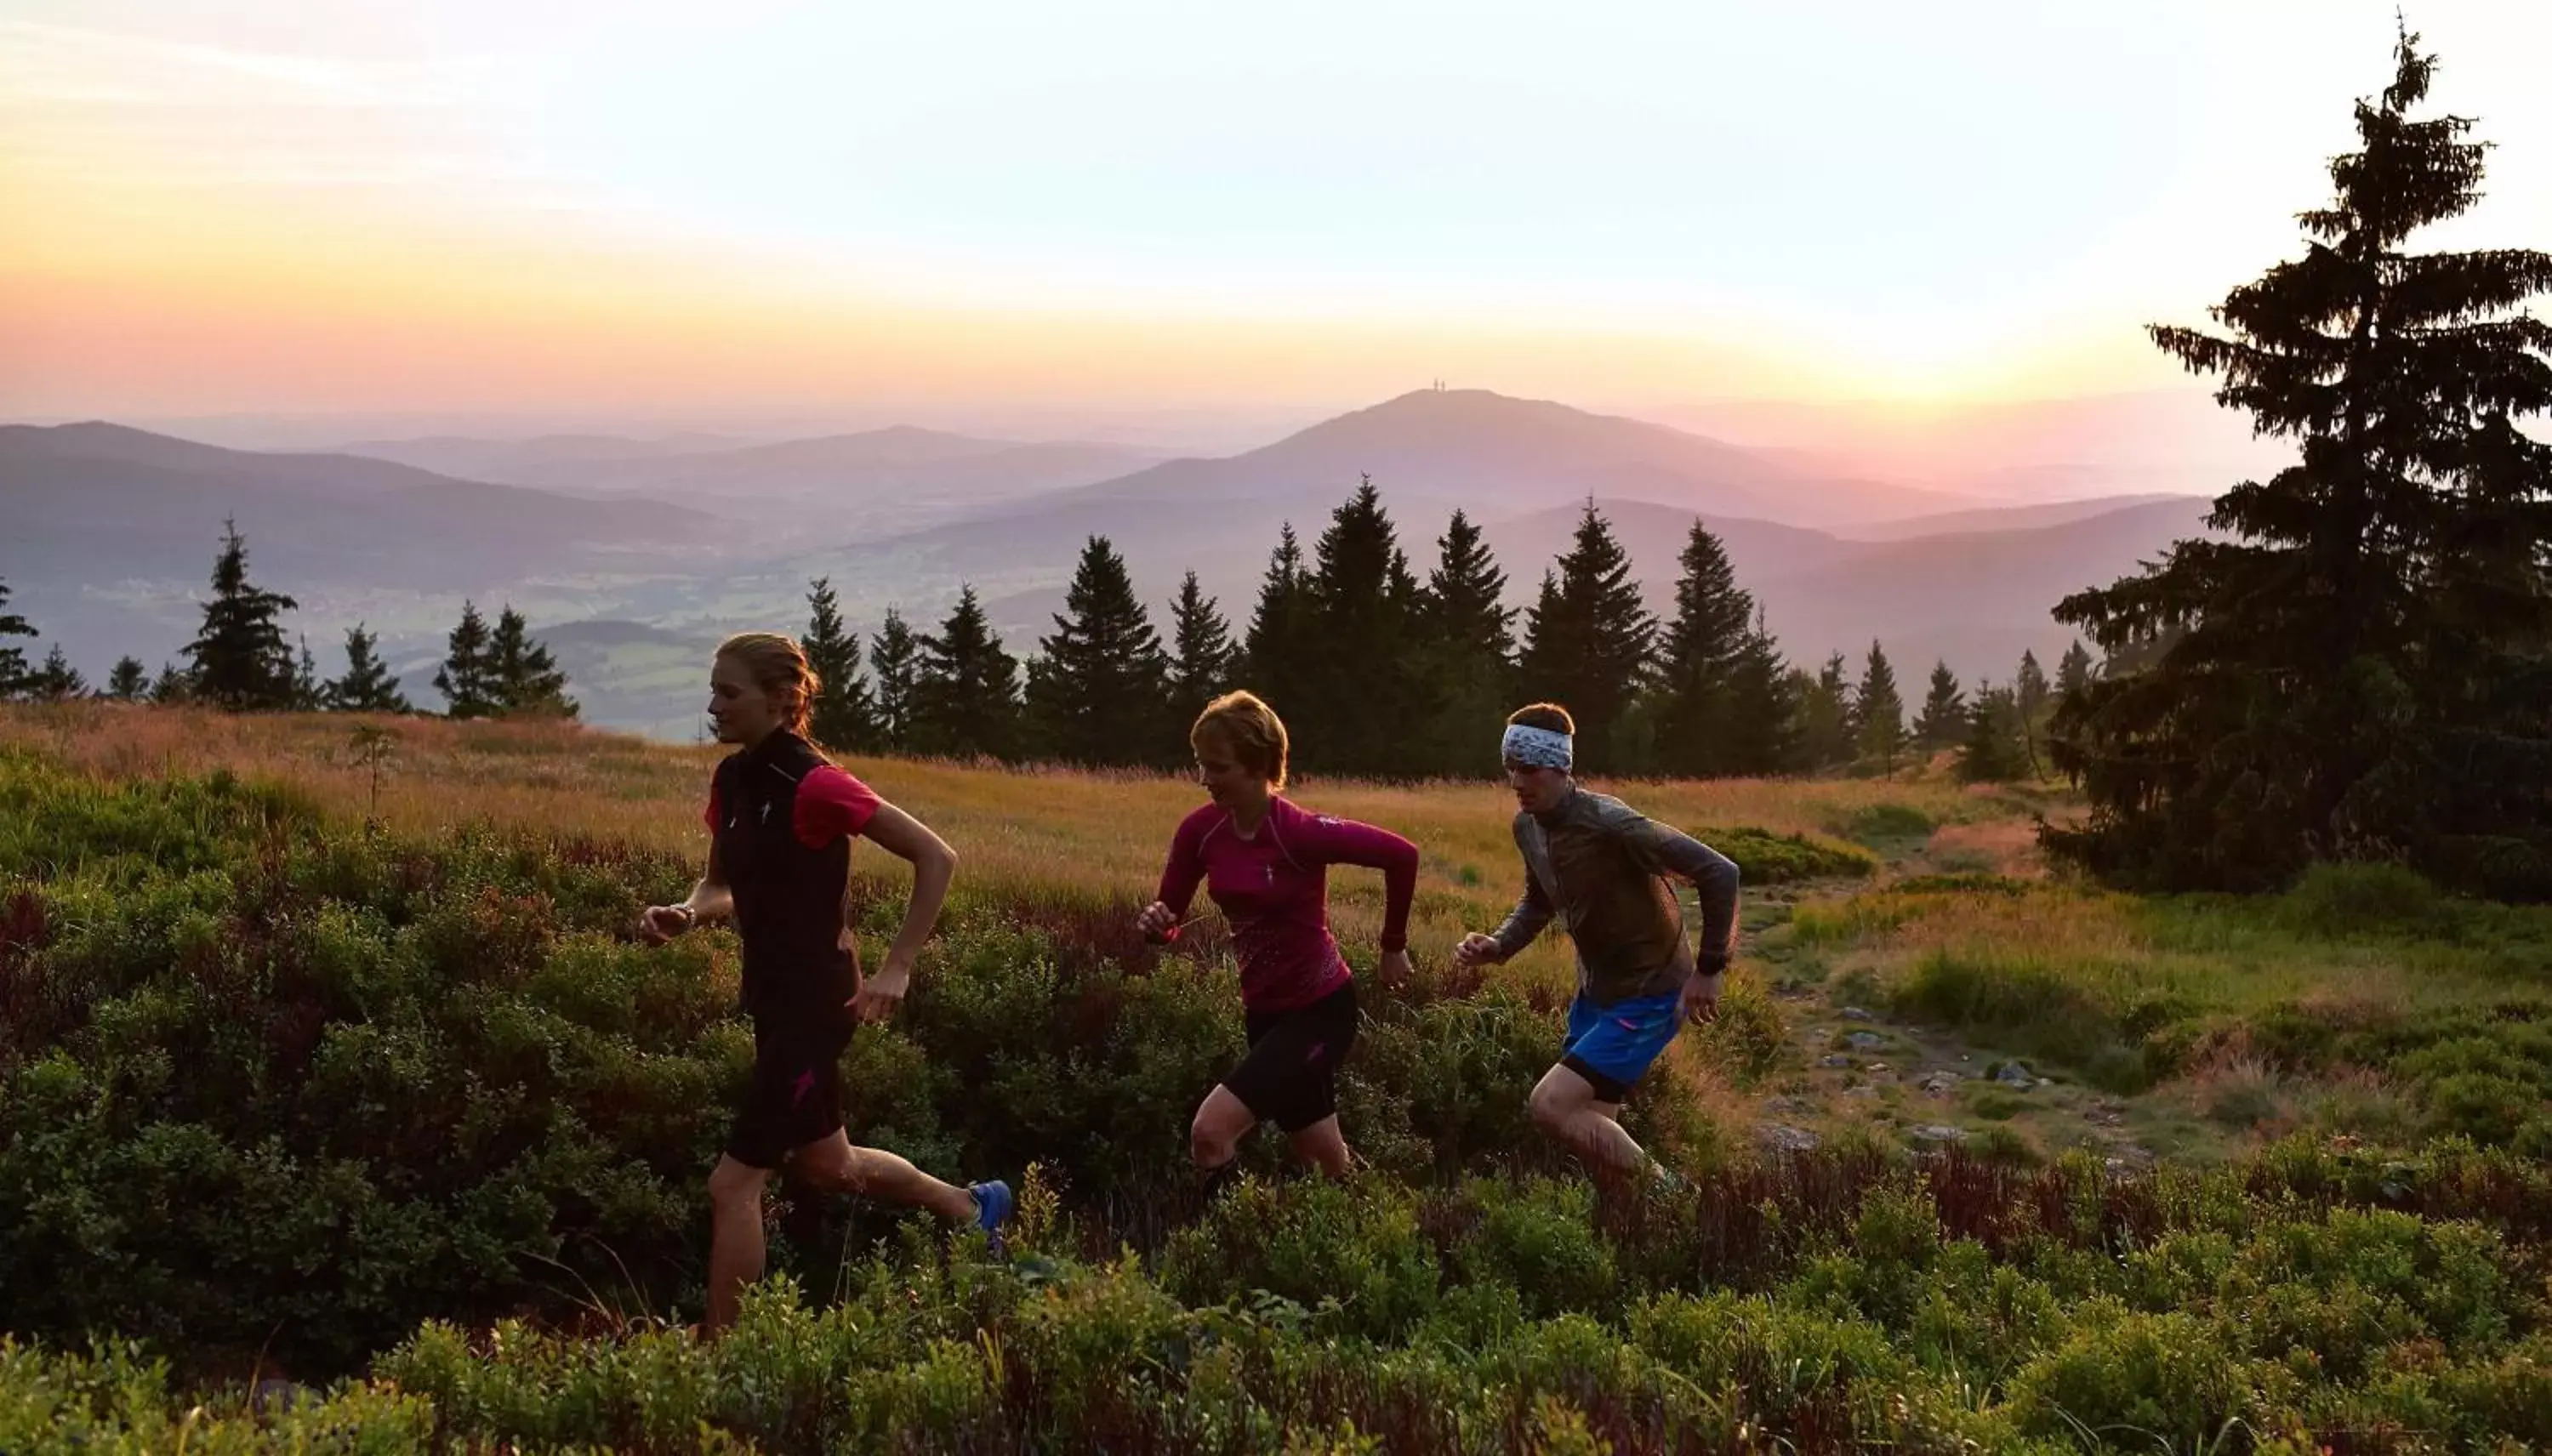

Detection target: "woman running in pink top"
[1137, 691, 1418, 1181]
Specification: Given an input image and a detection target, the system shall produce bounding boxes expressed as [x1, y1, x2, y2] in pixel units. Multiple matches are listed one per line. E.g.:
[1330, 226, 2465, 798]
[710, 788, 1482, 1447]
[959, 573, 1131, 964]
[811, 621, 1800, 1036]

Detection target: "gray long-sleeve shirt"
[1489, 788, 1740, 1004]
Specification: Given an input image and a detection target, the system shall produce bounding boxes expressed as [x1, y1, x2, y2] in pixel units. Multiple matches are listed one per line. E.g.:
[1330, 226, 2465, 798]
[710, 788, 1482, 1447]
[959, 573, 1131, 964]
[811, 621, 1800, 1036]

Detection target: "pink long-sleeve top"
[1154, 794, 1419, 1013]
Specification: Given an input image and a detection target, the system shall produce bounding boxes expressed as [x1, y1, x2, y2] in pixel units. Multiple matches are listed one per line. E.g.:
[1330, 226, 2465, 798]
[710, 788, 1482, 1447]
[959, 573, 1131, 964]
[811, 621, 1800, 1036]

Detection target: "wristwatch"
[1696, 949, 1730, 975]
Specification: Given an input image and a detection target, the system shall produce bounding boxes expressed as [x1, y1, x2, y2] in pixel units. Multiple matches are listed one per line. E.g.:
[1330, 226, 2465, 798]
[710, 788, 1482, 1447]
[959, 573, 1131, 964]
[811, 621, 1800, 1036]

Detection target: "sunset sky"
[4, 0, 2549, 434]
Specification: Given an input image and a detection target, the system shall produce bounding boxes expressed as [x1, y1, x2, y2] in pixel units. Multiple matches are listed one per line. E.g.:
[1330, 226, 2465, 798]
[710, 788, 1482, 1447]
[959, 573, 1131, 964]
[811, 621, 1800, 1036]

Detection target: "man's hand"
[1136, 900, 1179, 943]
[1376, 947, 1414, 988]
[1451, 933, 1504, 970]
[1680, 969, 1724, 1025]
[849, 958, 911, 1024]
[638, 904, 695, 945]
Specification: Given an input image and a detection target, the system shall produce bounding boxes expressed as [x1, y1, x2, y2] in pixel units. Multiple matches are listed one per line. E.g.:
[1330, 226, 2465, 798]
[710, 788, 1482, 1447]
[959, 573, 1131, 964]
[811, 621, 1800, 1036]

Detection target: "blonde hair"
[1507, 702, 1576, 737]
[715, 632, 821, 738]
[1192, 690, 1290, 789]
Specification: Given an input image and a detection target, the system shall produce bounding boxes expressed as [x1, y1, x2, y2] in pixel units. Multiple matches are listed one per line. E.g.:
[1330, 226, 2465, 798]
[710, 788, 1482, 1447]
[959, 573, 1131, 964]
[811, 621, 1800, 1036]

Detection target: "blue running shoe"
[969, 1180, 1014, 1256]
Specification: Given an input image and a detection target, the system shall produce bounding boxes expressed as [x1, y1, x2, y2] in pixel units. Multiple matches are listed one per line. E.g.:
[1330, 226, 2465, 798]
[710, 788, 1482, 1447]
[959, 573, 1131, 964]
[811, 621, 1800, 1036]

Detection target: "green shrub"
[1706, 827, 1877, 884]
[1159, 1177, 1439, 1342]
[2008, 1305, 2273, 1449]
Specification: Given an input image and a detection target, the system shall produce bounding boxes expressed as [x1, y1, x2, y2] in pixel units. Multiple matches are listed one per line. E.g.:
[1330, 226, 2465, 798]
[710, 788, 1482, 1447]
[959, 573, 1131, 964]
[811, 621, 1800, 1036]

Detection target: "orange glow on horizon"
[2, 160, 2177, 420]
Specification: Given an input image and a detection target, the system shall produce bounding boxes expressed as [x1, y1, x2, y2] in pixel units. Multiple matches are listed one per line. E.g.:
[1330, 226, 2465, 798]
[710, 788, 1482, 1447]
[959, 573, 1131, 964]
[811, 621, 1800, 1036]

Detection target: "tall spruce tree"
[1854, 641, 1906, 776]
[1793, 651, 1856, 771]
[1718, 605, 1800, 776]
[2013, 649, 2051, 777]
[1303, 478, 1429, 776]
[1655, 519, 1754, 776]
[106, 657, 149, 702]
[30, 646, 86, 702]
[328, 624, 412, 713]
[1418, 509, 1518, 776]
[435, 601, 497, 719]
[1166, 571, 1237, 736]
[803, 577, 878, 753]
[1912, 660, 1968, 752]
[2050, 30, 2552, 897]
[487, 607, 576, 718]
[1243, 524, 1318, 724]
[2054, 640, 2095, 700]
[914, 585, 1020, 759]
[184, 519, 300, 711]
[0, 576, 33, 698]
[1518, 502, 1656, 775]
[292, 635, 324, 711]
[1957, 681, 2025, 784]
[1026, 536, 1172, 766]
[869, 608, 920, 752]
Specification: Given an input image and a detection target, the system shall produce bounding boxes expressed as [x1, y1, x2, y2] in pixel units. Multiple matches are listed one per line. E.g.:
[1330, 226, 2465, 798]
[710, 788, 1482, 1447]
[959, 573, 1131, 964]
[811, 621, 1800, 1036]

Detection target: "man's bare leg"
[1528, 1064, 1650, 1183]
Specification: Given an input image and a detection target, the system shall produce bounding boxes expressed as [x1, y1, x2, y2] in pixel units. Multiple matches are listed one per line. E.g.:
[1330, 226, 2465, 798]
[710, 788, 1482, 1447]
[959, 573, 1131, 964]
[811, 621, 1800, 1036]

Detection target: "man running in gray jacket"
[1453, 702, 1740, 1188]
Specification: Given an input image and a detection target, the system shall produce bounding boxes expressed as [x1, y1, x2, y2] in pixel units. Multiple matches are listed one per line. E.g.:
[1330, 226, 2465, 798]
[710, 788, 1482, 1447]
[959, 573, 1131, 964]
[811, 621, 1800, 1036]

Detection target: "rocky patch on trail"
[1767, 1003, 2162, 1172]
[1756, 1123, 1820, 1153]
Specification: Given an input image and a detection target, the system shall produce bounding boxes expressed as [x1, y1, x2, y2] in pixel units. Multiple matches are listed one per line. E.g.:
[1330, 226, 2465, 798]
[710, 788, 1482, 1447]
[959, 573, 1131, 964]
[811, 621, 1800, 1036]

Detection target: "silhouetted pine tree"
[1957, 681, 2025, 784]
[0, 577, 33, 698]
[1166, 571, 1237, 742]
[914, 586, 1020, 759]
[869, 608, 920, 752]
[1243, 524, 1319, 726]
[2051, 29, 2552, 897]
[328, 624, 413, 713]
[487, 607, 576, 718]
[105, 657, 149, 702]
[803, 577, 878, 753]
[184, 520, 300, 711]
[435, 603, 496, 719]
[1302, 478, 1430, 776]
[1854, 641, 1906, 776]
[1026, 536, 1171, 766]
[1518, 502, 1655, 775]
[1655, 519, 1753, 776]
[292, 635, 324, 711]
[2013, 649, 2051, 777]
[1792, 651, 1855, 771]
[29, 646, 86, 702]
[1912, 660, 1968, 752]
[1718, 606, 1801, 776]
[1416, 509, 1517, 776]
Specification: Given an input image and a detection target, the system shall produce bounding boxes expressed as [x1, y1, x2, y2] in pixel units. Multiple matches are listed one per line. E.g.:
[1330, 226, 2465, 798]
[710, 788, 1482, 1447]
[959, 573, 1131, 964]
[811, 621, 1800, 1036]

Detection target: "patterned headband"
[1501, 724, 1574, 771]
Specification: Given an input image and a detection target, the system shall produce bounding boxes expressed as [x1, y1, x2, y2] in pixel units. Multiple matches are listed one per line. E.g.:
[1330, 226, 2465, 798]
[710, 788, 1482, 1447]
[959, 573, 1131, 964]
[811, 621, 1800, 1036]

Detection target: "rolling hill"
[4, 395, 2225, 737]
[996, 388, 1982, 530]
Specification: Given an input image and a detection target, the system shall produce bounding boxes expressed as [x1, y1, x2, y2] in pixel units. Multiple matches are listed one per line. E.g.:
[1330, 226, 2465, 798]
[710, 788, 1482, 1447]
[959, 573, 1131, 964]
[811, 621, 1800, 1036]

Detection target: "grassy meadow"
[3, 699, 2550, 1453]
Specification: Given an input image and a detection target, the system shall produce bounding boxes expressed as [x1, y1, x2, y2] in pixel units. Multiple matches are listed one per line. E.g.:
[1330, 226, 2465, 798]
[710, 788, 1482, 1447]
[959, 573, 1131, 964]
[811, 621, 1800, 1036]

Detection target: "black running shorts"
[1222, 978, 1359, 1134]
[726, 1018, 853, 1169]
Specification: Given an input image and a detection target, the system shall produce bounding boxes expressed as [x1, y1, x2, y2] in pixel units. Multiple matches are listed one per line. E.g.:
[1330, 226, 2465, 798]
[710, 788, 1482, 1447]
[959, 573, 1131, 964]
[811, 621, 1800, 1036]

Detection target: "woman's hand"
[638, 904, 696, 945]
[1376, 947, 1414, 989]
[1136, 900, 1180, 943]
[1451, 932, 1504, 969]
[850, 957, 912, 1023]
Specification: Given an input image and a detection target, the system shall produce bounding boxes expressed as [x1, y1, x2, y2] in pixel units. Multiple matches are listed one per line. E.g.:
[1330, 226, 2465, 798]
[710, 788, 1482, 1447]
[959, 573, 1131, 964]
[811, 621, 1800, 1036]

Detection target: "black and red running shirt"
[704, 731, 881, 1027]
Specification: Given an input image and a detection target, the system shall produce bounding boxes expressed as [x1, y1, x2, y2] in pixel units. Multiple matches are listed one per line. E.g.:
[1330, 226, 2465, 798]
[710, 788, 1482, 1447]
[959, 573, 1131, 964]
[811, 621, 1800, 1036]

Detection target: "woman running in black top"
[640, 631, 1010, 1336]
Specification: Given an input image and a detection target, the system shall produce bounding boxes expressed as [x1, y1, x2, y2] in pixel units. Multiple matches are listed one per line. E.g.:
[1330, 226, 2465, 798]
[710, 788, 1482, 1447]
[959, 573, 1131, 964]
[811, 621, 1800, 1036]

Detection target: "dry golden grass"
[1919, 817, 2049, 878]
[0, 702, 1936, 988]
[18, 702, 2543, 1159]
